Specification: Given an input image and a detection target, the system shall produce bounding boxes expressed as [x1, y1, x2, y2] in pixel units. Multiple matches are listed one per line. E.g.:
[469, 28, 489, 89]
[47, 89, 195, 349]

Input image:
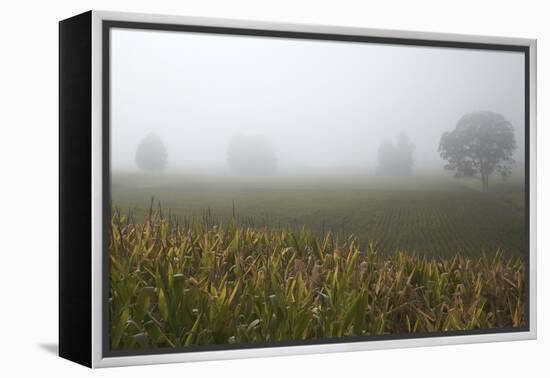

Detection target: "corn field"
[109, 209, 526, 351]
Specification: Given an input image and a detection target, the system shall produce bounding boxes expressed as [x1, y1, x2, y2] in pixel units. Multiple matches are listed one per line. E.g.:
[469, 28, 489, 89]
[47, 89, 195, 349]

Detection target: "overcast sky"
[110, 28, 525, 174]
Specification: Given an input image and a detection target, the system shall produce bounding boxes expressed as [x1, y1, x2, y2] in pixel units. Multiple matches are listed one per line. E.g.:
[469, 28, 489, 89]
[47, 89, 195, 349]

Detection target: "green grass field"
[111, 172, 526, 257]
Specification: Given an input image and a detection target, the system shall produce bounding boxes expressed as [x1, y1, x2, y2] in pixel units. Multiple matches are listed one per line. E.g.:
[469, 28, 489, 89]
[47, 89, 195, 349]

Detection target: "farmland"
[111, 172, 526, 257]
[109, 209, 526, 350]
[109, 172, 526, 350]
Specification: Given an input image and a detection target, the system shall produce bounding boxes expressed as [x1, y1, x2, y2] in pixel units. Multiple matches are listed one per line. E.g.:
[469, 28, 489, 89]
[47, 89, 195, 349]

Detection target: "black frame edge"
[59, 10, 93, 368]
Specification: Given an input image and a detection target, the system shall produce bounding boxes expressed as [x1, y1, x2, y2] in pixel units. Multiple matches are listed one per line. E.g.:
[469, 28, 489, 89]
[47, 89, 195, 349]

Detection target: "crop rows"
[109, 209, 526, 350]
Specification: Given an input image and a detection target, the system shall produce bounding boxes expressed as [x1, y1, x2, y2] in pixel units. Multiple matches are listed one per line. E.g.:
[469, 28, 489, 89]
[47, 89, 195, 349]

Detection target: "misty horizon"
[110, 28, 525, 175]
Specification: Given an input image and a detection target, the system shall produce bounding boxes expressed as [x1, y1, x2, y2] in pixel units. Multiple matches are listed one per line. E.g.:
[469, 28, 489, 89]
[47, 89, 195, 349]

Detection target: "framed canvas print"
[59, 10, 537, 368]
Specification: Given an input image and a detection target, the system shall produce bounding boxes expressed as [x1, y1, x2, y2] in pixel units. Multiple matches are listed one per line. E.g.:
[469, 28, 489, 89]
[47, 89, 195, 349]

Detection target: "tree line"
[134, 110, 516, 191]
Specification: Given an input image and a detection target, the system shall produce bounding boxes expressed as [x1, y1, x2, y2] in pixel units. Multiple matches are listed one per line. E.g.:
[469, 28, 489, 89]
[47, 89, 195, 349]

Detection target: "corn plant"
[109, 208, 525, 350]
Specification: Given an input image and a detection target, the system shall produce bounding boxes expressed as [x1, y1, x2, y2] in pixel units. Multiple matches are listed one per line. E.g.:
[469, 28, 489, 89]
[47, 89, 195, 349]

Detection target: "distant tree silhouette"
[376, 132, 415, 175]
[135, 132, 167, 173]
[439, 111, 516, 192]
[227, 133, 277, 175]
[376, 139, 396, 174]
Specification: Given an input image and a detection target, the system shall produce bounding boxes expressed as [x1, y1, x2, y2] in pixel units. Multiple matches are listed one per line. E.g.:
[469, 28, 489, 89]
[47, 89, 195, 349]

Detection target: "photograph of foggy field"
[108, 29, 527, 351]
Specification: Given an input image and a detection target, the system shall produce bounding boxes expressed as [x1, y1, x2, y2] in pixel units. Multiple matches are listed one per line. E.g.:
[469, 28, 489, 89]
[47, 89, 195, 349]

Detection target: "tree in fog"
[375, 132, 415, 175]
[376, 139, 394, 174]
[135, 132, 167, 173]
[395, 132, 415, 174]
[227, 133, 277, 175]
[439, 111, 516, 192]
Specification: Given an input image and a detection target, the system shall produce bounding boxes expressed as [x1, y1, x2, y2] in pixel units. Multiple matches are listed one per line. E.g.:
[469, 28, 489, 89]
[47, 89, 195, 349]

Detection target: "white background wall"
[0, 0, 547, 376]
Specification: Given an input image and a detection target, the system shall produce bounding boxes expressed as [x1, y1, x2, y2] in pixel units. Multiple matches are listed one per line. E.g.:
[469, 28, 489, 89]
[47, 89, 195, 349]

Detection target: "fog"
[110, 28, 525, 176]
